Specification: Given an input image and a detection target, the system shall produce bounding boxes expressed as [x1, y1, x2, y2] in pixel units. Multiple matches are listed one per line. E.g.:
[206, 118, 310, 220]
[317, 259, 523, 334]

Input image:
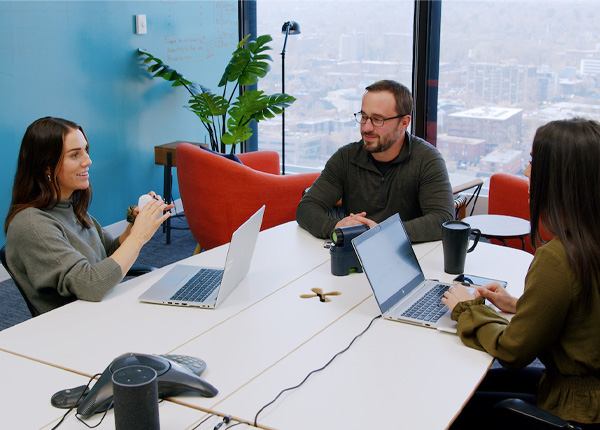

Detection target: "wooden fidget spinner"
[300, 287, 341, 303]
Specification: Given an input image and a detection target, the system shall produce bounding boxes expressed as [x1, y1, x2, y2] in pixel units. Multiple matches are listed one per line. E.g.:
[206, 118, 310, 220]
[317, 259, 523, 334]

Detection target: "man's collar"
[395, 131, 413, 163]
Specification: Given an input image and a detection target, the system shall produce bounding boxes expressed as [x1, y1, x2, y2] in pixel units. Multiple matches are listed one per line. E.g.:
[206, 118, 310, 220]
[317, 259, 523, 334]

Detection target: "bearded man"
[296, 80, 454, 242]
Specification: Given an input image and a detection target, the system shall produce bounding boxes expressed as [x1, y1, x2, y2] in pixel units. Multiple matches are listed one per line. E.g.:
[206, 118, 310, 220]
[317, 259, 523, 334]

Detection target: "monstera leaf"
[187, 93, 229, 123]
[219, 35, 273, 88]
[138, 33, 291, 154]
[223, 91, 296, 147]
[230, 91, 295, 124]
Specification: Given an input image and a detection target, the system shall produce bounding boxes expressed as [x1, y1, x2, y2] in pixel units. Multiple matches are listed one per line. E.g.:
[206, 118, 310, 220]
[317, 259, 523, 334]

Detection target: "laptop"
[352, 213, 463, 333]
[138, 206, 265, 309]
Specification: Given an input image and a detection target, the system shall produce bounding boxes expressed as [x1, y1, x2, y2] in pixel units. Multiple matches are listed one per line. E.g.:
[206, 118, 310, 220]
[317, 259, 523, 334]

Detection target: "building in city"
[446, 106, 523, 152]
[479, 149, 523, 175]
[437, 134, 486, 166]
[467, 62, 537, 105]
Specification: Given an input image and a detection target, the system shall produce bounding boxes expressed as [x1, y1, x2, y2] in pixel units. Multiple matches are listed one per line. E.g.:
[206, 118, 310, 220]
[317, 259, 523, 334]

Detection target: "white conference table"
[0, 349, 217, 429]
[0, 222, 533, 429]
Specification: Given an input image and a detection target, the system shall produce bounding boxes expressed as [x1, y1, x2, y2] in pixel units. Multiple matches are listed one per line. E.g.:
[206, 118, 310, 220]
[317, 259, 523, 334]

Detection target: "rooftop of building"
[449, 106, 523, 120]
[481, 149, 523, 163]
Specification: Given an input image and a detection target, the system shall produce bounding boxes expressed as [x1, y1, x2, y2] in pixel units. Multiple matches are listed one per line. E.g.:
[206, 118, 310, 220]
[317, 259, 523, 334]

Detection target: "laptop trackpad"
[436, 312, 458, 333]
[156, 265, 196, 288]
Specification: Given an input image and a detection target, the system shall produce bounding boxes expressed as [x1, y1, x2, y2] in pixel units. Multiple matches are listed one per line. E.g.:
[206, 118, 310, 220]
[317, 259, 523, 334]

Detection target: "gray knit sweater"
[296, 132, 454, 242]
[6, 200, 123, 314]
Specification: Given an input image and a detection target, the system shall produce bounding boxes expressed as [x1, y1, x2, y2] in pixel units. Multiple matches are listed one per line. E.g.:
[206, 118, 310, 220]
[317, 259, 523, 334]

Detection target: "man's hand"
[334, 212, 377, 230]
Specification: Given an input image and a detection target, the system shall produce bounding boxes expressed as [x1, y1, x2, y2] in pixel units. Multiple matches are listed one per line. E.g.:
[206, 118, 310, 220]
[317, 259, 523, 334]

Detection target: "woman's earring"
[47, 174, 51, 181]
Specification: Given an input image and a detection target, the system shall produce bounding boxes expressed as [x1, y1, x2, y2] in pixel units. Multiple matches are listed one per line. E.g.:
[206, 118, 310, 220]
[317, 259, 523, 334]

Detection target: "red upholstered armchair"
[488, 172, 534, 254]
[176, 143, 320, 251]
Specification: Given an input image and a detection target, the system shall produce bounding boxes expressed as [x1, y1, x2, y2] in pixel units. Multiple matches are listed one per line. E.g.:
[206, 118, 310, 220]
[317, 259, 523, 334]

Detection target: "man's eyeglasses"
[354, 112, 406, 127]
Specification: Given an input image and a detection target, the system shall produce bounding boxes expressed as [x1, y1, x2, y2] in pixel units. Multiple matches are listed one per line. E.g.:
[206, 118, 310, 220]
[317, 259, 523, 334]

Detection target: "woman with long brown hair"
[443, 118, 600, 428]
[5, 117, 173, 314]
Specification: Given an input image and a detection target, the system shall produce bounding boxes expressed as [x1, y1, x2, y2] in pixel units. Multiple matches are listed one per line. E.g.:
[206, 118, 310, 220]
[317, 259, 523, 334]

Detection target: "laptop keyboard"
[170, 268, 223, 302]
[401, 284, 450, 323]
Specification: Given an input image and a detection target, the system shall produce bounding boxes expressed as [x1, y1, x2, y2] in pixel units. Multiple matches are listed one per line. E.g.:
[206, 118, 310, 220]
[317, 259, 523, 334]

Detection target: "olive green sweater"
[452, 238, 600, 424]
[6, 200, 123, 314]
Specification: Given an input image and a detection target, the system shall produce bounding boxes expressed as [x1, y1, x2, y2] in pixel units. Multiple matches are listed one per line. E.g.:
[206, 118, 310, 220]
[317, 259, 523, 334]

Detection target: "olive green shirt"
[451, 238, 600, 424]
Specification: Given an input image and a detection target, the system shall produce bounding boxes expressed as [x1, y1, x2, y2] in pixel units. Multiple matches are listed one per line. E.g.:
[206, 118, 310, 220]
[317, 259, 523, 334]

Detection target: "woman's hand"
[111, 193, 174, 277]
[441, 284, 475, 311]
[473, 282, 518, 314]
[129, 197, 174, 245]
[120, 192, 171, 244]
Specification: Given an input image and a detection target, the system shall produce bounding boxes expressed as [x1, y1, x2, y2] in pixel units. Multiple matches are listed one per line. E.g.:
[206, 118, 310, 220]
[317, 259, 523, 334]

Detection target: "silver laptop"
[352, 213, 461, 332]
[139, 206, 265, 309]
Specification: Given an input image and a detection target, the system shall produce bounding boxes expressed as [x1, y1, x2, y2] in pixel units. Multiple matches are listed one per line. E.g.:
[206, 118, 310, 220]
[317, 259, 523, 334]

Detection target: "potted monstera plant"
[139, 34, 294, 154]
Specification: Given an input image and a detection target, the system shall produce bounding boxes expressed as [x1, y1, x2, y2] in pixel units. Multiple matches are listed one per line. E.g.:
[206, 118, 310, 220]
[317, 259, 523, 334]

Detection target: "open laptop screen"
[352, 214, 425, 313]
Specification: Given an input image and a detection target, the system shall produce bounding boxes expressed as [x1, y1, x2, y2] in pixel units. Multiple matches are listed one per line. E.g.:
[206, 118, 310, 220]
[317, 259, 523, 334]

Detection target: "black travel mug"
[442, 220, 481, 274]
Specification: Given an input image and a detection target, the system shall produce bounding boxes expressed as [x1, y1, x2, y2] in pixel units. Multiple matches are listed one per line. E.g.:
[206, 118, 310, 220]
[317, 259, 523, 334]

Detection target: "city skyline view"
[256, 1, 600, 185]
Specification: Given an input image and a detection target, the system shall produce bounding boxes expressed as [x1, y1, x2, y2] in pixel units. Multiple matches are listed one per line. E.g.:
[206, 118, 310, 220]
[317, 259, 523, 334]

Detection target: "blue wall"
[0, 1, 238, 244]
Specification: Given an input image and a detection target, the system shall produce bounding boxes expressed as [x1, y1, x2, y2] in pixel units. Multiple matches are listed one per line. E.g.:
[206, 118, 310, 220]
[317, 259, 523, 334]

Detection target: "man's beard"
[361, 128, 401, 153]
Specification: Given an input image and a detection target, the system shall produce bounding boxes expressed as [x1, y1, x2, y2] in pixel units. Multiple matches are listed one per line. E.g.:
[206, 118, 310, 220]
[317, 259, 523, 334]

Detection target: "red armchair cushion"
[488, 173, 533, 253]
[488, 172, 554, 254]
[488, 173, 530, 220]
[237, 151, 281, 175]
[177, 143, 320, 250]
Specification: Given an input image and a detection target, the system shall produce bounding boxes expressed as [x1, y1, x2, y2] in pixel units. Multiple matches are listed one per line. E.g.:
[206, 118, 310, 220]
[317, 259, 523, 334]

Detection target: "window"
[252, 0, 600, 185]
[438, 0, 600, 191]
[256, 0, 415, 172]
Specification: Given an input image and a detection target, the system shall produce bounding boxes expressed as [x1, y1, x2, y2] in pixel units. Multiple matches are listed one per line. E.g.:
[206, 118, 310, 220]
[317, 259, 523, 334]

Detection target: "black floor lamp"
[281, 21, 300, 175]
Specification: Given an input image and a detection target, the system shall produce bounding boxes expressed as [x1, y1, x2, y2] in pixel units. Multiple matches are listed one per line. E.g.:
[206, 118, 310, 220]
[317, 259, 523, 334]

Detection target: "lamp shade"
[282, 21, 301, 34]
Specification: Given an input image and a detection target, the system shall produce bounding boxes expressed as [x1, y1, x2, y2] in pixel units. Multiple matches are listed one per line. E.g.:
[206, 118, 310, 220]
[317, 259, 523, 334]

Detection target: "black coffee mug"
[442, 220, 481, 274]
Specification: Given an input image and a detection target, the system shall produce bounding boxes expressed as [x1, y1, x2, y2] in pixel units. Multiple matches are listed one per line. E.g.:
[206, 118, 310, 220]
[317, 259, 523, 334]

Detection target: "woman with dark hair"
[5, 117, 173, 314]
[442, 118, 600, 428]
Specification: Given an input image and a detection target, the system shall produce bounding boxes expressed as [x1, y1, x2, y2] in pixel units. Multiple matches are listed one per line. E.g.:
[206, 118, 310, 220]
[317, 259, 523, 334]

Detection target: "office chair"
[1, 245, 156, 318]
[488, 172, 533, 253]
[453, 194, 468, 219]
[493, 398, 583, 430]
[1, 245, 40, 317]
[452, 177, 483, 220]
[487, 172, 556, 255]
